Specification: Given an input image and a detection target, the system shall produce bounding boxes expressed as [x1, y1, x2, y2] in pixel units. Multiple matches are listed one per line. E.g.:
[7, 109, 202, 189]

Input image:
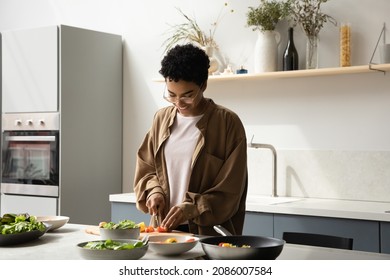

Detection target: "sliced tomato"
[144, 226, 155, 233]
[186, 238, 195, 243]
[156, 226, 168, 233]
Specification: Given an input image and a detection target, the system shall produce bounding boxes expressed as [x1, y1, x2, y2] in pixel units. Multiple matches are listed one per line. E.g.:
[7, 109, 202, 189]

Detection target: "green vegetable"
[0, 213, 46, 235]
[102, 219, 139, 230]
[83, 239, 144, 250]
[0, 213, 17, 225]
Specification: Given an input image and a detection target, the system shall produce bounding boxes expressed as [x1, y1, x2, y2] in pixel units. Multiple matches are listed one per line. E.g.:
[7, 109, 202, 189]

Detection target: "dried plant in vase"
[161, 4, 233, 74]
[162, 3, 233, 53]
[161, 8, 215, 53]
[289, 0, 337, 69]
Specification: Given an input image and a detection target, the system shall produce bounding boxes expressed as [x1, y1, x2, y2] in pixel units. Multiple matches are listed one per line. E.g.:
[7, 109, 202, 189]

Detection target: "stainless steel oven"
[1, 112, 60, 216]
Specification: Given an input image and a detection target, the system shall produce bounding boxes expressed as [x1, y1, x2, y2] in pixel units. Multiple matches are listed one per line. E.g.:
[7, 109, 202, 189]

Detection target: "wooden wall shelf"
[153, 64, 390, 83]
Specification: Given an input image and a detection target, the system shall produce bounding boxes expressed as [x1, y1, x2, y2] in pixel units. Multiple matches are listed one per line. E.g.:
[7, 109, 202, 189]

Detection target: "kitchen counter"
[110, 193, 390, 222]
[1, 223, 390, 260]
[0, 224, 203, 260]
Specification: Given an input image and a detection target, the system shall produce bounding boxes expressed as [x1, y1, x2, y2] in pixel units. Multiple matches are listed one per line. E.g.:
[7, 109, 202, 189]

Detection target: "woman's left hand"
[161, 206, 186, 231]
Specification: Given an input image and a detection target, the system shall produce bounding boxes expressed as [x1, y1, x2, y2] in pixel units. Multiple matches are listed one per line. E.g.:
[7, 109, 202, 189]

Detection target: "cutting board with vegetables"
[84, 226, 193, 236]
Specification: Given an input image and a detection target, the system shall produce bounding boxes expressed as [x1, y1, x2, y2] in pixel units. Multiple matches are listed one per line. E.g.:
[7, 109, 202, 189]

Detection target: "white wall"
[1, 0, 389, 202]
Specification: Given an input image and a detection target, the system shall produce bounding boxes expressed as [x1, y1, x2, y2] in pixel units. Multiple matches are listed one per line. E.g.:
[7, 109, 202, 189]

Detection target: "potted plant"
[289, 0, 337, 69]
[246, 0, 291, 32]
[246, 0, 291, 73]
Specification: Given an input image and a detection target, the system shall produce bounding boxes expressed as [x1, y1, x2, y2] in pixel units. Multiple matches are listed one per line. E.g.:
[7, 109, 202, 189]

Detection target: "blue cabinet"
[242, 212, 381, 253]
[111, 202, 150, 224]
[273, 214, 379, 253]
[243, 211, 273, 237]
[380, 222, 390, 253]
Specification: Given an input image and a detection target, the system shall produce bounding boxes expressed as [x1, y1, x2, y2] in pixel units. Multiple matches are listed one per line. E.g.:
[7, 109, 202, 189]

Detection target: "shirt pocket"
[196, 152, 224, 188]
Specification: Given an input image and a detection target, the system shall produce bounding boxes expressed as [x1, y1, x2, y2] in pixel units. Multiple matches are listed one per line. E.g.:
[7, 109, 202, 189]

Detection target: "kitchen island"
[110, 193, 390, 253]
[1, 223, 390, 260]
[110, 193, 390, 222]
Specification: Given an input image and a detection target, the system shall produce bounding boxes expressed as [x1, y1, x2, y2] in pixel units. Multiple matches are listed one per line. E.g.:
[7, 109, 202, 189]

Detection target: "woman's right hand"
[146, 193, 165, 216]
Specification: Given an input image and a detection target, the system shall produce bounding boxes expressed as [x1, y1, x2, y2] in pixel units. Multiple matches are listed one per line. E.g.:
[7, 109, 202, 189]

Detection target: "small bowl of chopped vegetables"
[99, 219, 140, 240]
[77, 239, 148, 260]
[148, 234, 199, 256]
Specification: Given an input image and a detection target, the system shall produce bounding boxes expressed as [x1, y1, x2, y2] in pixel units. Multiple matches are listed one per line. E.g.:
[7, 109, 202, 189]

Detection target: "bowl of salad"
[77, 239, 148, 260]
[99, 219, 140, 240]
[0, 213, 49, 246]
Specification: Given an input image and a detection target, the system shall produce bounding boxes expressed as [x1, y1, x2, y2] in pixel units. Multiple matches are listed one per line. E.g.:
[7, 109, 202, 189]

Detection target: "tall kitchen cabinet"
[1, 25, 123, 224]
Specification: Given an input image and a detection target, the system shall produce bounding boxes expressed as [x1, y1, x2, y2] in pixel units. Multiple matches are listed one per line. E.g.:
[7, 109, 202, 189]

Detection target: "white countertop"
[110, 193, 390, 222]
[0, 223, 202, 260]
[1, 223, 390, 260]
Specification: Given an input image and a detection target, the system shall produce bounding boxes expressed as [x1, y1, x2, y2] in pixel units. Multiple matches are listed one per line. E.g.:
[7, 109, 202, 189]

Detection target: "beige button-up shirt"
[134, 99, 248, 236]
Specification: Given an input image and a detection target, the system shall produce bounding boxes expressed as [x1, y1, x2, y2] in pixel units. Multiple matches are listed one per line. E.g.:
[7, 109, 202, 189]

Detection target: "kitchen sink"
[246, 195, 304, 205]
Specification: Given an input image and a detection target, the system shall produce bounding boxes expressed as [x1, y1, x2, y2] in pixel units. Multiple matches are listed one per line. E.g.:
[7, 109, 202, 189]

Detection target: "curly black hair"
[159, 44, 210, 86]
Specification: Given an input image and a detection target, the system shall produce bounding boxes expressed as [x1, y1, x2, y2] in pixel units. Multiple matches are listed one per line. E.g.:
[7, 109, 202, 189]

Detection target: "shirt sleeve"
[133, 130, 164, 213]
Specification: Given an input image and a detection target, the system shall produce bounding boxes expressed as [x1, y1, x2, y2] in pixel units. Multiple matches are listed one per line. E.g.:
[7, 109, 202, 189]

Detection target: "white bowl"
[36, 216, 69, 231]
[100, 227, 140, 240]
[148, 234, 199, 256]
[77, 239, 148, 260]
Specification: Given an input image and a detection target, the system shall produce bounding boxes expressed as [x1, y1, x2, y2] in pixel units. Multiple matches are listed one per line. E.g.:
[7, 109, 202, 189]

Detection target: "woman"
[134, 44, 247, 236]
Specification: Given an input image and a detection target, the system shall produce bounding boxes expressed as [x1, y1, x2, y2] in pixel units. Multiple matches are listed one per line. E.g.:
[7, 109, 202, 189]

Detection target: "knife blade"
[149, 214, 160, 228]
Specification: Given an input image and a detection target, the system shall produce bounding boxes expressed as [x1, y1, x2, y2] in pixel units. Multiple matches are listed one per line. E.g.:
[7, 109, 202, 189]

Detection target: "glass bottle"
[283, 27, 299, 71]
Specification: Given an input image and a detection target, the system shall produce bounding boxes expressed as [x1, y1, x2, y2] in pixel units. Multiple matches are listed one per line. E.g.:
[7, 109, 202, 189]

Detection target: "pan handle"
[213, 225, 233, 236]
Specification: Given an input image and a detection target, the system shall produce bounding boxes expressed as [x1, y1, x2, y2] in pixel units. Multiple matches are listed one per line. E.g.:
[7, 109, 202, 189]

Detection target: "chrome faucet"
[248, 136, 278, 197]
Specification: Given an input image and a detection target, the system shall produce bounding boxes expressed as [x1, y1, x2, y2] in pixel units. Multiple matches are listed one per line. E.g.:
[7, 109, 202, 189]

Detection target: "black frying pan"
[200, 225, 285, 260]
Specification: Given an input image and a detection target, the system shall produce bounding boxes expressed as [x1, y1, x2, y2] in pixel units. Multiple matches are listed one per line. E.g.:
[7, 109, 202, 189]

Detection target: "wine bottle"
[283, 27, 299, 71]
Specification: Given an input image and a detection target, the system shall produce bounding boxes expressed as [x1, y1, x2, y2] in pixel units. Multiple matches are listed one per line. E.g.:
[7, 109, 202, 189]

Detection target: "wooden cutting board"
[84, 226, 193, 236]
[84, 226, 100, 235]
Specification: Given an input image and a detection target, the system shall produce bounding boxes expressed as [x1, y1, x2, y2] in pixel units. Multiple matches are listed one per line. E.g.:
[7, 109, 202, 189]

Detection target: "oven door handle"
[5, 136, 56, 142]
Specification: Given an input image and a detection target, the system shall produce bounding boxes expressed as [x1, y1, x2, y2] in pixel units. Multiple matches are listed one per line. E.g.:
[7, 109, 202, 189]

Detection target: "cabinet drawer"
[274, 214, 380, 252]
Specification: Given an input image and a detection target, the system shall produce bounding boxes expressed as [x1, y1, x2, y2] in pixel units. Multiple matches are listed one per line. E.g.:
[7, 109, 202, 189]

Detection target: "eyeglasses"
[163, 84, 203, 104]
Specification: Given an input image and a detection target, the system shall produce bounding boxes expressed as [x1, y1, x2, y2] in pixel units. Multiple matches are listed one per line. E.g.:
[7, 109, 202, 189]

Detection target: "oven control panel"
[2, 112, 60, 131]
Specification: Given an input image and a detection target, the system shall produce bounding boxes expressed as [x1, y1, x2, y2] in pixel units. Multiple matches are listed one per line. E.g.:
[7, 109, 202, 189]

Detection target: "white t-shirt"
[164, 113, 202, 208]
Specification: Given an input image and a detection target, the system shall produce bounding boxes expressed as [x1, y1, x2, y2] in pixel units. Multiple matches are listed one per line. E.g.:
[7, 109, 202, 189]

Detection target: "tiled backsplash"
[247, 149, 390, 202]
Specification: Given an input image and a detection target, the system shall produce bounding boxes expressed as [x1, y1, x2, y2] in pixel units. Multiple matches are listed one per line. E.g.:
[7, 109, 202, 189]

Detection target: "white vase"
[203, 46, 220, 74]
[254, 30, 280, 73]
